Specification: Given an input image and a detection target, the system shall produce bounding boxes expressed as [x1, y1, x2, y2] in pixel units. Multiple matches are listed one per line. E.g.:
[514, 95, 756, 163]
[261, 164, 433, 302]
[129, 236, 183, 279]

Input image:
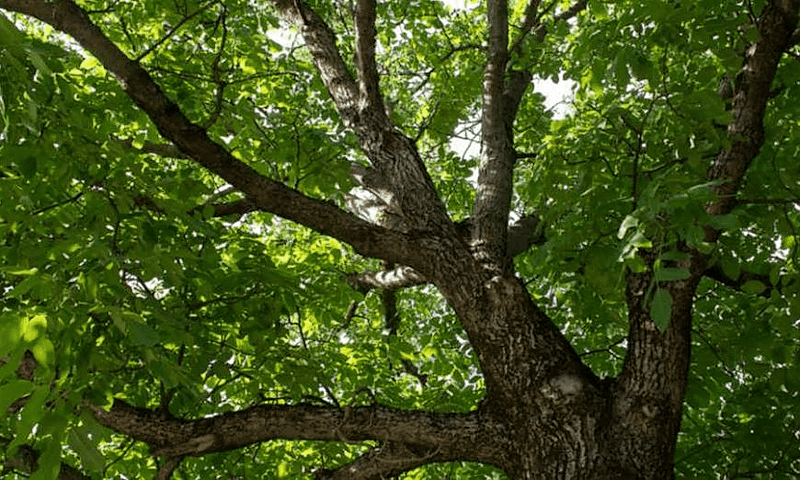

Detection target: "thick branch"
[0, 0, 432, 269]
[705, 0, 800, 225]
[269, 0, 455, 237]
[84, 400, 499, 463]
[347, 214, 543, 291]
[618, 0, 800, 450]
[473, 0, 523, 271]
[354, 0, 385, 116]
[473, 0, 514, 268]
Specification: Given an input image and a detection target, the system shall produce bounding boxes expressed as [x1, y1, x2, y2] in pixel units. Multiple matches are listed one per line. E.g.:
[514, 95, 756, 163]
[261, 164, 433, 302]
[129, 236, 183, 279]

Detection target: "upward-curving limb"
[472, 0, 515, 271]
[269, 0, 455, 238]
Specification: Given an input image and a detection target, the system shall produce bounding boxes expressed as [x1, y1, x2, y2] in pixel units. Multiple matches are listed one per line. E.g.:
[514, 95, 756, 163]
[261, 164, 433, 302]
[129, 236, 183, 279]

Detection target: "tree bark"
[1, 0, 797, 478]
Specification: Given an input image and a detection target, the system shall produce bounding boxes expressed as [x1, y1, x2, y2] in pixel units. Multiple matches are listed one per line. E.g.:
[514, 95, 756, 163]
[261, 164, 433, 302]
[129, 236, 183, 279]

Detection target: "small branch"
[201, 5, 229, 130]
[509, 0, 542, 56]
[704, 263, 791, 297]
[116, 138, 189, 159]
[156, 456, 184, 480]
[553, 0, 588, 23]
[135, 0, 217, 62]
[737, 197, 800, 206]
[31, 191, 84, 216]
[314, 442, 446, 480]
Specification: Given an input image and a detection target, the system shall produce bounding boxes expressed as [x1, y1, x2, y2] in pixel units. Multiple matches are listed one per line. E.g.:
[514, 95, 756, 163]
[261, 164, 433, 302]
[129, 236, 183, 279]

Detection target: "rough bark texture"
[1, 0, 797, 478]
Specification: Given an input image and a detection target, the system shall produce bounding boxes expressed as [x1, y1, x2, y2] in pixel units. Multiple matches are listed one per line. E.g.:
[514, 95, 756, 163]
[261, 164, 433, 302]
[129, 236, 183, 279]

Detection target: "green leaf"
[129, 321, 160, 346]
[708, 214, 739, 231]
[741, 280, 766, 295]
[0, 379, 34, 413]
[651, 288, 673, 332]
[654, 267, 690, 282]
[0, 312, 25, 357]
[31, 337, 55, 370]
[68, 425, 106, 473]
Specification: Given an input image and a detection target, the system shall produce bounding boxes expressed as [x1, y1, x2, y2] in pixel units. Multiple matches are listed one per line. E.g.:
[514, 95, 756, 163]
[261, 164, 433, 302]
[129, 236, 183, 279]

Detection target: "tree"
[1, 0, 799, 477]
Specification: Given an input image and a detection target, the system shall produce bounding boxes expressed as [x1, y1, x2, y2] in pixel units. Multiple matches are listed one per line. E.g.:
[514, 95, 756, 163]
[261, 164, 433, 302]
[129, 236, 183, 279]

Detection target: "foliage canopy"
[1, 0, 799, 478]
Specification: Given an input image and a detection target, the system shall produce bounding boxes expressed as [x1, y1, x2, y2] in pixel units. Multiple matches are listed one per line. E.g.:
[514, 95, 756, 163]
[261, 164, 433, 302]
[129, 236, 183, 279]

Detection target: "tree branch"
[346, 213, 543, 292]
[0, 0, 434, 270]
[268, 0, 359, 125]
[83, 400, 499, 464]
[314, 442, 448, 480]
[269, 0, 455, 237]
[553, 0, 588, 23]
[705, 0, 800, 226]
[1, 444, 90, 480]
[354, 0, 385, 117]
[704, 263, 793, 297]
[473, 1, 532, 272]
[116, 138, 189, 159]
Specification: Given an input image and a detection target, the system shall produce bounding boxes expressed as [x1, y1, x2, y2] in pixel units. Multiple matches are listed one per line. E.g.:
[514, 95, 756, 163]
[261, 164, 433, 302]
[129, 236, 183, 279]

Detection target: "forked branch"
[0, 0, 430, 269]
[270, 0, 455, 238]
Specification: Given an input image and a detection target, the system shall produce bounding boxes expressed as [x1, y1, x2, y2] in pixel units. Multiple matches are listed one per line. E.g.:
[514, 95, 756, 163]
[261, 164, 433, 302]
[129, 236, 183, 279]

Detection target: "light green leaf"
[618, 215, 639, 239]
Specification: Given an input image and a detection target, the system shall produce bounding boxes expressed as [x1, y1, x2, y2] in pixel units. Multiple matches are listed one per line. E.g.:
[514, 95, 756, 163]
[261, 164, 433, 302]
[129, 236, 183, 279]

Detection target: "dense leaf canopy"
[1, 0, 799, 478]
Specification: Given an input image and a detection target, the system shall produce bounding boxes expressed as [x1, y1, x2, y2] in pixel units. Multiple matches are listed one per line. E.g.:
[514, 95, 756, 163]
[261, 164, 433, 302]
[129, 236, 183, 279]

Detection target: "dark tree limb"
[116, 138, 189, 159]
[704, 263, 794, 297]
[472, 0, 514, 272]
[509, 0, 543, 56]
[269, 0, 456, 237]
[554, 0, 588, 23]
[314, 442, 450, 480]
[82, 400, 500, 465]
[1, 444, 90, 480]
[156, 456, 183, 480]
